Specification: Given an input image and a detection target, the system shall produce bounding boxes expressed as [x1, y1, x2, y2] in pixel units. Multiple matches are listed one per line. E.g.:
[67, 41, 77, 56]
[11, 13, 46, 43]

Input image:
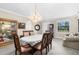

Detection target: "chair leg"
[48, 45, 49, 52]
[31, 49, 35, 55]
[50, 43, 52, 49]
[31, 47, 37, 55]
[46, 47, 48, 54]
[15, 50, 17, 55]
[46, 46, 49, 54]
[40, 51, 42, 55]
[15, 50, 21, 55]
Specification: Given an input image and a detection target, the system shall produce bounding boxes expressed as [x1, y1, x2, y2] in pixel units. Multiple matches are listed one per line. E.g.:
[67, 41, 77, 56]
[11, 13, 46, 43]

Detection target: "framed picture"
[18, 23, 25, 29]
[58, 20, 69, 32]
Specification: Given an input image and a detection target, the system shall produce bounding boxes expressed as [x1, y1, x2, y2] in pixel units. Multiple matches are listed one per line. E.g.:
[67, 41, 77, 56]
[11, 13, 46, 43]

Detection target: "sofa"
[63, 33, 79, 49]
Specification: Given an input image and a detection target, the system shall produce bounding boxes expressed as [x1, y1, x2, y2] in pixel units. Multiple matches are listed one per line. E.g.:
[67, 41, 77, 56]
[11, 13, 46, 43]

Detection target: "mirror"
[34, 24, 40, 31]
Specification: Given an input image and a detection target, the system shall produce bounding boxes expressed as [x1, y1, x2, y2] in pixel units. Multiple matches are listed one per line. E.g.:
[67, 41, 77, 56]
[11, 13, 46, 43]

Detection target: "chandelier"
[28, 4, 42, 23]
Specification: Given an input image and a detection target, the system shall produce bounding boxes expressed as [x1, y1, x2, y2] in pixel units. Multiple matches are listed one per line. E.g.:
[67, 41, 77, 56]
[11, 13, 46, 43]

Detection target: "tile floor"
[1, 38, 79, 55]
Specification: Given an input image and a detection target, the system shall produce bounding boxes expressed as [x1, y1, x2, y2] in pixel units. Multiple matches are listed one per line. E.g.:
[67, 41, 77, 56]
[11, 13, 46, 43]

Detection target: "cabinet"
[0, 18, 17, 39]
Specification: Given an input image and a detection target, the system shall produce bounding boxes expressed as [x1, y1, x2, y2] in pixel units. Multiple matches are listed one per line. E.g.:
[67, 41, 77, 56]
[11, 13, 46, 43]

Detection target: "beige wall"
[0, 8, 78, 38]
[42, 15, 78, 39]
[53, 16, 78, 38]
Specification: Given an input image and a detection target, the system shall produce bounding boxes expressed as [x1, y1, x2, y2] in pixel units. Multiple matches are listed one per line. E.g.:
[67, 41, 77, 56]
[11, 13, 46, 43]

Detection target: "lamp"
[28, 4, 42, 23]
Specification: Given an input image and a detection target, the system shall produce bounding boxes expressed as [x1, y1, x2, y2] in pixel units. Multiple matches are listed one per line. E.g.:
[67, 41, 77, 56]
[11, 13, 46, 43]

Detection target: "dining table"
[20, 34, 42, 46]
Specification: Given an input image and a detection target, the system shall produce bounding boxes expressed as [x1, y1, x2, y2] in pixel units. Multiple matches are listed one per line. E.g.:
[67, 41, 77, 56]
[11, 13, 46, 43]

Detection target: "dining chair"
[48, 32, 53, 51]
[12, 32, 33, 55]
[20, 32, 30, 38]
[23, 31, 30, 36]
[33, 33, 49, 55]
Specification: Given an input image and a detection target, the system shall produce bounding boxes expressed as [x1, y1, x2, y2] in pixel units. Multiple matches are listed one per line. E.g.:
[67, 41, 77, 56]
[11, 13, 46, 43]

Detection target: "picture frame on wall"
[18, 23, 25, 29]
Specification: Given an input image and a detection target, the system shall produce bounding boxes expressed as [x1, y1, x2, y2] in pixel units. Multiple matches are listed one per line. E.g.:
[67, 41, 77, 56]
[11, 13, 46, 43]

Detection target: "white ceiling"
[0, 3, 79, 20]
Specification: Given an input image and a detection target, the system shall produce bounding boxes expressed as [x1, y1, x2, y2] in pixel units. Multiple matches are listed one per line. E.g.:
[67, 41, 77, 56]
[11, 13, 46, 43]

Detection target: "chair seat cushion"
[21, 47, 32, 52]
[21, 44, 31, 48]
[34, 43, 41, 50]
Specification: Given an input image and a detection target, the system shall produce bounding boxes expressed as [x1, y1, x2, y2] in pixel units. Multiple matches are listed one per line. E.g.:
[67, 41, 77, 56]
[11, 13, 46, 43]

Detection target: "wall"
[0, 8, 78, 38]
[54, 15, 78, 38]
[42, 21, 51, 33]
[41, 15, 78, 39]
[0, 8, 33, 36]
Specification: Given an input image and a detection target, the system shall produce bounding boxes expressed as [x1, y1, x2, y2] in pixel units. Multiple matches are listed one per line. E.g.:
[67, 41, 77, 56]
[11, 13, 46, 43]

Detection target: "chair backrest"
[12, 32, 21, 54]
[23, 31, 30, 36]
[48, 33, 53, 44]
[41, 33, 49, 49]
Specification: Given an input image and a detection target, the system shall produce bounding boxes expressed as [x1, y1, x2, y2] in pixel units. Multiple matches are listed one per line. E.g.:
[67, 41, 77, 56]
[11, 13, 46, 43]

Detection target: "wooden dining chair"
[20, 31, 30, 38]
[12, 32, 33, 55]
[47, 32, 53, 51]
[33, 33, 48, 55]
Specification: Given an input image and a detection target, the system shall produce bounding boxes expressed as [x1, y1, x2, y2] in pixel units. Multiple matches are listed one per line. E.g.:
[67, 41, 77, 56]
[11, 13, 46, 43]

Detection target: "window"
[58, 20, 69, 32]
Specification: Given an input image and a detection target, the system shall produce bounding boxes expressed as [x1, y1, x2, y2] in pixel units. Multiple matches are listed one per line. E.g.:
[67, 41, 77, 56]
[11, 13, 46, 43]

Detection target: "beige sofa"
[63, 33, 79, 49]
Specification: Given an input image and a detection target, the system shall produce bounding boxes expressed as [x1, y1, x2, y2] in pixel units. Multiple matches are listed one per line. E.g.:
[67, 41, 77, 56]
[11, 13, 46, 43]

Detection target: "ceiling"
[0, 3, 79, 20]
